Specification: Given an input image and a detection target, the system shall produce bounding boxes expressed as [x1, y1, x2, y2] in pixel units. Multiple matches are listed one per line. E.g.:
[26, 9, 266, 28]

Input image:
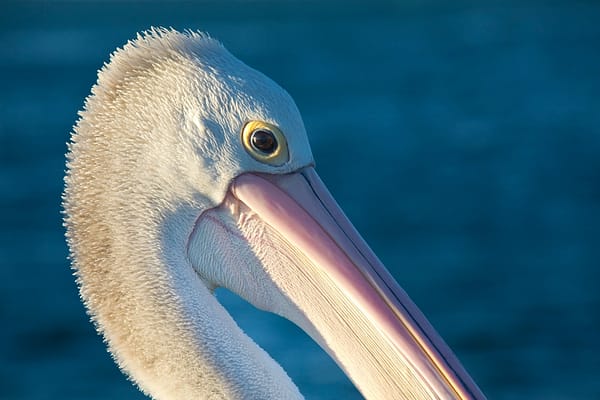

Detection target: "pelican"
[63, 28, 485, 400]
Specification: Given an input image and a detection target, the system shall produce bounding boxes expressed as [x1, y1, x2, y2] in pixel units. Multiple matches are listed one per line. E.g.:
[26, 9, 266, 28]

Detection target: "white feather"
[64, 28, 312, 399]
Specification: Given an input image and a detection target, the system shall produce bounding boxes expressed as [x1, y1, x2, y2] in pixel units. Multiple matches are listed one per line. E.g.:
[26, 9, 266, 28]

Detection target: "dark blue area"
[1, 1, 599, 399]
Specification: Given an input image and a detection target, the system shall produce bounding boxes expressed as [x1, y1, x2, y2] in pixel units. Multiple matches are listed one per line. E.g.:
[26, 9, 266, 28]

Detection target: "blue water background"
[1, 1, 599, 399]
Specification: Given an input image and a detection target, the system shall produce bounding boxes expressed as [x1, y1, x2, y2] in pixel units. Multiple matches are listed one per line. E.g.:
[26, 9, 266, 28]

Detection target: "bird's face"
[74, 30, 483, 399]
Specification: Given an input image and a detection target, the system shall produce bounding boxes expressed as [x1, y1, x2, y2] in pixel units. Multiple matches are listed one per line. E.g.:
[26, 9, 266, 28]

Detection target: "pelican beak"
[228, 167, 485, 400]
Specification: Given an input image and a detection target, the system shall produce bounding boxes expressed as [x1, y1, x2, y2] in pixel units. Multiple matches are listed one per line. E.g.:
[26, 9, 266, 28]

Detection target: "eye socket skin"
[241, 121, 289, 166]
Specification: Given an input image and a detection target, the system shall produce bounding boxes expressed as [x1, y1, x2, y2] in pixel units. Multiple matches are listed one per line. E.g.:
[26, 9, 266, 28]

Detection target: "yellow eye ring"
[241, 121, 289, 166]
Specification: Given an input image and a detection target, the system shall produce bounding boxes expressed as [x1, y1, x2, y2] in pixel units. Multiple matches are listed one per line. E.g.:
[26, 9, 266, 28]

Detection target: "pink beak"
[231, 167, 485, 399]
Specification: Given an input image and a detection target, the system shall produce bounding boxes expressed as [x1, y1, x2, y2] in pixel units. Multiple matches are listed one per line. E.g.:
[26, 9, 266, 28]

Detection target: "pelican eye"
[242, 121, 289, 166]
[251, 129, 278, 154]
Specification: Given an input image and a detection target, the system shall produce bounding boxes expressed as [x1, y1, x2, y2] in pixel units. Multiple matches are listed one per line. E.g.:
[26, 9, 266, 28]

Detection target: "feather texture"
[64, 28, 311, 399]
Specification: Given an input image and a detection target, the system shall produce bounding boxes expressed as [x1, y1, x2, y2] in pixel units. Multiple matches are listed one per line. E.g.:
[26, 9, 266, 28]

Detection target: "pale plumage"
[63, 28, 485, 400]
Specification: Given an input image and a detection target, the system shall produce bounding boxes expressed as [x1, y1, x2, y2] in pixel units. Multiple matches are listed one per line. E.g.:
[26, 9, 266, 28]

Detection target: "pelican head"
[63, 28, 485, 400]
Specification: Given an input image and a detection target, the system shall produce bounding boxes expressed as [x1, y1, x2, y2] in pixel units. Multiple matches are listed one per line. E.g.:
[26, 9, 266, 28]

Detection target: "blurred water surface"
[1, 1, 599, 399]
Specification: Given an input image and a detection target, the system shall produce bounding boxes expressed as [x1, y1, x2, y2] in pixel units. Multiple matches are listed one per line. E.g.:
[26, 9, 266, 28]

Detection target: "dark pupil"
[251, 129, 277, 154]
